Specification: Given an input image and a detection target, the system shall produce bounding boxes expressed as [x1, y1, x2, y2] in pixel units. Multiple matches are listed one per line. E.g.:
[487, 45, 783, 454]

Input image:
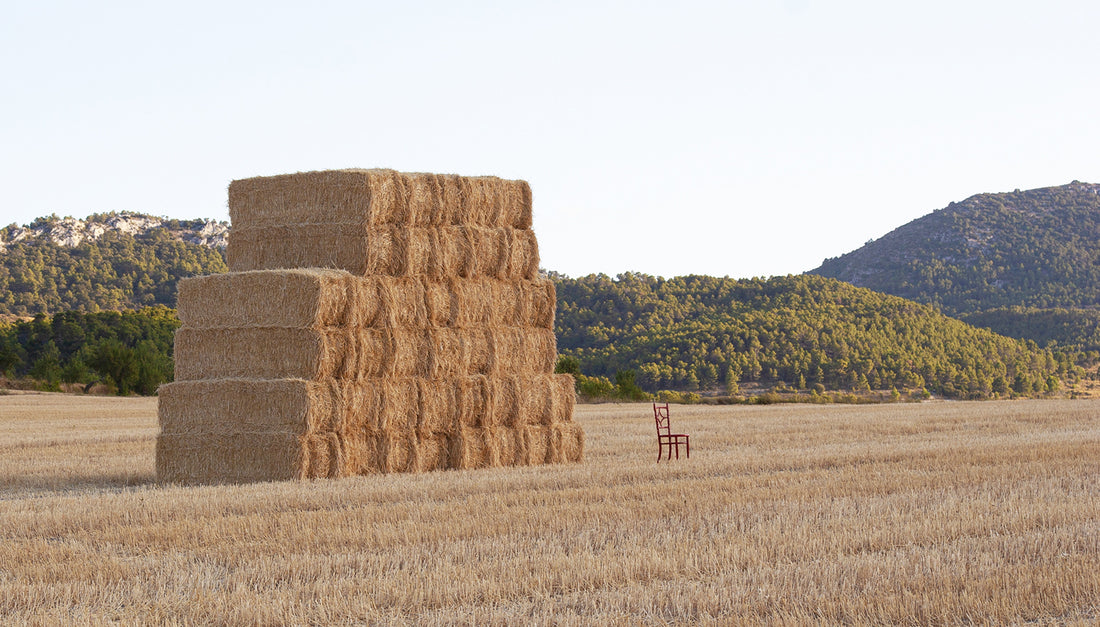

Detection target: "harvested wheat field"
[2, 393, 1098, 625]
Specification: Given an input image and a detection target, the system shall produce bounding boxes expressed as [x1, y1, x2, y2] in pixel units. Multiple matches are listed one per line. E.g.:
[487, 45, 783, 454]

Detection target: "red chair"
[653, 402, 690, 462]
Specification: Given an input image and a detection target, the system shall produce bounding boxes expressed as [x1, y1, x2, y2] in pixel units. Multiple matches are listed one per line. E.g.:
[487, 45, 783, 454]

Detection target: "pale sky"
[3, 1, 1098, 278]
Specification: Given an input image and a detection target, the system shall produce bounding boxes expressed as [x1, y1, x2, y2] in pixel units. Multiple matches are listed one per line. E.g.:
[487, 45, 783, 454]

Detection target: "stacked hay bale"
[157, 170, 582, 483]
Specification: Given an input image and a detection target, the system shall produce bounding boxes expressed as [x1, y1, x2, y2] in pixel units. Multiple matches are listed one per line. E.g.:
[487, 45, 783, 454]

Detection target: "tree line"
[0, 306, 178, 395]
[553, 273, 1083, 400]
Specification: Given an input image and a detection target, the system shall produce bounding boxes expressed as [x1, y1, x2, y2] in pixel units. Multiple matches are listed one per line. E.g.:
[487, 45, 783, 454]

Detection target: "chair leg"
[686, 438, 690, 459]
[657, 443, 662, 463]
[675, 442, 679, 460]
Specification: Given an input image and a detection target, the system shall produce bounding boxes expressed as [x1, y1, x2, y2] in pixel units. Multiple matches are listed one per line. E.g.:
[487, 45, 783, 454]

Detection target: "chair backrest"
[653, 402, 672, 436]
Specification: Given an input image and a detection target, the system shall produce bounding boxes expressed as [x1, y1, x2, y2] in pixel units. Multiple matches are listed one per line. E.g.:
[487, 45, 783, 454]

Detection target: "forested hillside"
[810, 182, 1100, 347]
[0, 307, 178, 395]
[0, 213, 227, 316]
[554, 273, 1082, 399]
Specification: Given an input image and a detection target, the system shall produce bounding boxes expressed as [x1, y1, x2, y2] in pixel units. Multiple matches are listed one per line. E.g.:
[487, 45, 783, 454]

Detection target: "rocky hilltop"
[0, 212, 228, 252]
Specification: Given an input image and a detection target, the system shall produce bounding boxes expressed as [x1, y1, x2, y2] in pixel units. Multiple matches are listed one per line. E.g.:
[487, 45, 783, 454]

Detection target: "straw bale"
[550, 374, 577, 423]
[493, 427, 527, 466]
[484, 328, 556, 375]
[490, 281, 524, 326]
[388, 328, 430, 377]
[423, 279, 456, 326]
[158, 379, 340, 436]
[176, 269, 356, 329]
[414, 433, 452, 472]
[382, 430, 417, 473]
[156, 432, 308, 484]
[522, 426, 551, 465]
[489, 376, 520, 427]
[377, 378, 420, 431]
[522, 328, 558, 373]
[355, 329, 392, 378]
[426, 327, 465, 379]
[229, 169, 533, 229]
[456, 375, 493, 428]
[305, 434, 335, 479]
[343, 381, 384, 433]
[499, 179, 533, 230]
[344, 433, 383, 475]
[514, 375, 552, 427]
[406, 172, 443, 226]
[452, 279, 495, 328]
[507, 229, 540, 280]
[460, 178, 496, 226]
[437, 175, 467, 225]
[522, 278, 556, 329]
[174, 327, 358, 381]
[462, 328, 494, 375]
[436, 226, 473, 277]
[375, 276, 429, 328]
[362, 225, 409, 275]
[450, 426, 496, 470]
[417, 378, 457, 435]
[464, 227, 509, 279]
[228, 169, 409, 229]
[227, 225, 371, 273]
[557, 421, 585, 463]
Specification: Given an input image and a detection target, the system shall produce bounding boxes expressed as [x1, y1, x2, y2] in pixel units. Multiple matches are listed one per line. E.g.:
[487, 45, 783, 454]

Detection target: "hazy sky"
[3, 1, 1098, 278]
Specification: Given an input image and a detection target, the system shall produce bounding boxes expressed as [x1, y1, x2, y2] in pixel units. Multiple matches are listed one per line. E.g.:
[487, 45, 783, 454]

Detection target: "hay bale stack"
[158, 169, 580, 484]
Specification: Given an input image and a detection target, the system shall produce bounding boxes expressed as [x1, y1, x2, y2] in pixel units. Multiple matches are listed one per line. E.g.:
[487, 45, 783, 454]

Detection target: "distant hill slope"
[554, 273, 1080, 399]
[809, 182, 1100, 349]
[810, 182, 1100, 312]
[0, 212, 227, 316]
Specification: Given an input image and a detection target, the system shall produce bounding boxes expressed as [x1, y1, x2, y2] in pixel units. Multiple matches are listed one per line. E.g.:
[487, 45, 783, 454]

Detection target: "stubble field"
[0, 393, 1097, 625]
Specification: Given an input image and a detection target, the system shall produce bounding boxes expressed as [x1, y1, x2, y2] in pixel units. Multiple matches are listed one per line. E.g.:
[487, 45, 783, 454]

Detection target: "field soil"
[1, 393, 1097, 624]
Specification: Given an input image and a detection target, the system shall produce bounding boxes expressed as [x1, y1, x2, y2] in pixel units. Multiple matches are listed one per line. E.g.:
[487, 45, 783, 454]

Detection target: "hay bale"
[174, 327, 359, 381]
[417, 378, 457, 435]
[557, 422, 585, 463]
[490, 281, 524, 327]
[452, 278, 495, 328]
[378, 378, 420, 431]
[376, 277, 429, 328]
[382, 430, 416, 473]
[355, 328, 392, 378]
[464, 227, 509, 279]
[522, 425, 551, 465]
[157, 432, 309, 484]
[176, 269, 356, 329]
[229, 170, 532, 229]
[343, 433, 383, 475]
[450, 426, 496, 469]
[522, 328, 558, 373]
[343, 380, 384, 434]
[456, 375, 493, 428]
[489, 375, 520, 427]
[493, 426, 527, 466]
[550, 374, 578, 424]
[423, 278, 455, 326]
[522, 278, 556, 329]
[426, 327, 465, 379]
[227, 224, 370, 274]
[406, 172, 443, 226]
[388, 328, 430, 377]
[414, 433, 452, 472]
[436, 226, 473, 277]
[157, 379, 341, 436]
[462, 328, 494, 375]
[228, 169, 410, 228]
[507, 229, 540, 280]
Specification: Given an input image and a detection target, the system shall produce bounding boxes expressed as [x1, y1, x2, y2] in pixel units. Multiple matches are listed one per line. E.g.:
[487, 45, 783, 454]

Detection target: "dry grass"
[1, 393, 1098, 625]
